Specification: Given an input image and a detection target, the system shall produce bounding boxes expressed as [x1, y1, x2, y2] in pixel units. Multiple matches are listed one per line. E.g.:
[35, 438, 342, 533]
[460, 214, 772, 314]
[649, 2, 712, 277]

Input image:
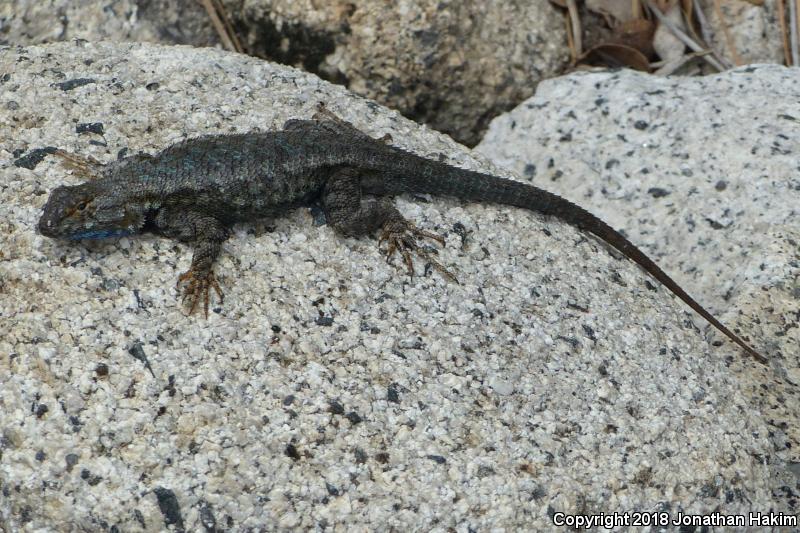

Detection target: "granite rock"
[478, 63, 800, 509]
[0, 0, 218, 48]
[0, 42, 782, 531]
[701, 0, 785, 66]
[1, 0, 569, 146]
[221, 0, 569, 146]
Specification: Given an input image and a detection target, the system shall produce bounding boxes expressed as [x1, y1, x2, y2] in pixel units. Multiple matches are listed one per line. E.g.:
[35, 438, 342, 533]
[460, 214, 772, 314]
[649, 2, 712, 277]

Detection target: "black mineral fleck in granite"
[14, 147, 57, 170]
[76, 122, 104, 135]
[153, 487, 185, 531]
[54, 78, 96, 91]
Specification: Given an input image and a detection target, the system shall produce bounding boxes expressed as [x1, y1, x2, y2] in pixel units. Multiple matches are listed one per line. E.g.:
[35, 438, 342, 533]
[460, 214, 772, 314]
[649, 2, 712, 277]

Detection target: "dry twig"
[632, 0, 643, 19]
[653, 49, 711, 74]
[564, 6, 578, 61]
[200, 0, 244, 54]
[566, 0, 583, 59]
[644, 0, 727, 71]
[777, 0, 792, 65]
[791, 0, 800, 65]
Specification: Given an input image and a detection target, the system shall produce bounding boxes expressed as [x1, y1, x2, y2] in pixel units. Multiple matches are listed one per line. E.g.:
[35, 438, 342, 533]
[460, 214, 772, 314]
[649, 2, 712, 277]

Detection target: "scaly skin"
[37, 111, 767, 363]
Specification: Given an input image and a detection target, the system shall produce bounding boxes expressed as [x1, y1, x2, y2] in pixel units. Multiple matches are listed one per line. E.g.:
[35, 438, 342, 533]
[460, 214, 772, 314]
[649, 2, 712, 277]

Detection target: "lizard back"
[105, 130, 374, 223]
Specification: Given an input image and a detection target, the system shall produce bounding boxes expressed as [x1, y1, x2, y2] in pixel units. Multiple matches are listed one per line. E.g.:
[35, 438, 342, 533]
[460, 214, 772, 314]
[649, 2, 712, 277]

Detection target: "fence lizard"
[37, 107, 767, 363]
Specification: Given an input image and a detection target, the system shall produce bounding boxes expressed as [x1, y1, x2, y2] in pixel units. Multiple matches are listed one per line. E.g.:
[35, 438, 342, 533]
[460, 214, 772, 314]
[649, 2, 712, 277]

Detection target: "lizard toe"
[177, 267, 224, 318]
[378, 219, 457, 282]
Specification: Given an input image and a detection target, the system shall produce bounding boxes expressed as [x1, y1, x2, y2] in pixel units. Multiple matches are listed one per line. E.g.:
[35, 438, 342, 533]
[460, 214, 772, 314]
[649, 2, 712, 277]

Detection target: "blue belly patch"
[70, 229, 132, 240]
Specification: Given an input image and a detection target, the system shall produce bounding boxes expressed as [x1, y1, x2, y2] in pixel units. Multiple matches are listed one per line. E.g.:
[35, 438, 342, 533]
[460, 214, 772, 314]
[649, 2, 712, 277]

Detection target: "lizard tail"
[408, 161, 767, 364]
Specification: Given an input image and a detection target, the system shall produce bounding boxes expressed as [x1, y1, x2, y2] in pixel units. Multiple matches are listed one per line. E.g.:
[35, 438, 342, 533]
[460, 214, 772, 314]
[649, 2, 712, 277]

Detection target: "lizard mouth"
[37, 212, 132, 240]
[37, 211, 62, 238]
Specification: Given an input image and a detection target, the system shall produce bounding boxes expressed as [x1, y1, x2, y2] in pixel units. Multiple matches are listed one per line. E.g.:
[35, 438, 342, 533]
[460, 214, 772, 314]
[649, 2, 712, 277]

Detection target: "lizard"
[36, 107, 767, 364]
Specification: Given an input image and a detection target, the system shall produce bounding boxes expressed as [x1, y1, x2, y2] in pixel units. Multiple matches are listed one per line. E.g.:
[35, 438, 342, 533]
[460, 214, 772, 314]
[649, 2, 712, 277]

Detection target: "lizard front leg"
[155, 209, 228, 317]
[51, 149, 105, 179]
[322, 168, 456, 281]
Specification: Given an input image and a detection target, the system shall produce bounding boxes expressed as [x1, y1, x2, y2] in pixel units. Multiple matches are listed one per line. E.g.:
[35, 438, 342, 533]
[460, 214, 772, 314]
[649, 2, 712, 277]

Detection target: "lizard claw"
[378, 219, 458, 283]
[177, 267, 224, 318]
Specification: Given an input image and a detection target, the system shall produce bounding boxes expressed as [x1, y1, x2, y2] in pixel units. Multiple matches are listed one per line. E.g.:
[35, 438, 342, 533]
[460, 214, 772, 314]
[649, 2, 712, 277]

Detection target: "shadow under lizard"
[36, 109, 767, 364]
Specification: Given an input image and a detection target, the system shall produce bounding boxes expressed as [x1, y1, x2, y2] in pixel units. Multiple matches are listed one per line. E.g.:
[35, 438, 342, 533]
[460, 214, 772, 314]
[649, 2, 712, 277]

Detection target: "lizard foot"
[177, 267, 224, 318]
[378, 219, 458, 283]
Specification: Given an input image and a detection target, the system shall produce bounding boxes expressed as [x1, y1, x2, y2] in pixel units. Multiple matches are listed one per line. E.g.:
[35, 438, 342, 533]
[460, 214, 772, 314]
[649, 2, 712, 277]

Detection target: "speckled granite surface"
[478, 65, 798, 320]
[478, 64, 800, 522]
[0, 0, 218, 48]
[0, 42, 785, 531]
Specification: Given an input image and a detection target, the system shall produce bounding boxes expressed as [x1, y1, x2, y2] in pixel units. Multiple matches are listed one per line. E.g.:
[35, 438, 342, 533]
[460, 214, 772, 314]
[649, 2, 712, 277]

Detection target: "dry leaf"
[682, 0, 695, 20]
[614, 18, 656, 56]
[586, 0, 638, 23]
[579, 43, 652, 70]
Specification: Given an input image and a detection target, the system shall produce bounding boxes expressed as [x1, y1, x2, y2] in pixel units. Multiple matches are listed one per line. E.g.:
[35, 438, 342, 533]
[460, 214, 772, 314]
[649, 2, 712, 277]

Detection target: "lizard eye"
[76, 201, 88, 211]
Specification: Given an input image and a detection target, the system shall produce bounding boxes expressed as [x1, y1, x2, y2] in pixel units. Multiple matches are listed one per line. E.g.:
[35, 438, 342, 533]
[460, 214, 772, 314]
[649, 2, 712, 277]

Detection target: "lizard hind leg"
[322, 168, 456, 282]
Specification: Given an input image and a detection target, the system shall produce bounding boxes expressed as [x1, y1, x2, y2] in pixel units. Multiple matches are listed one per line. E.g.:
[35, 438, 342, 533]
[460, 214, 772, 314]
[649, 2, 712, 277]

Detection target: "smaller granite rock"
[220, 0, 569, 145]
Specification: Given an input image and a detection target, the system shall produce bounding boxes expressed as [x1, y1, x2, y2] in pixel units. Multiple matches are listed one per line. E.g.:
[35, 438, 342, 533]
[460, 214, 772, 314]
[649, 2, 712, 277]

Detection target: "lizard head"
[38, 182, 143, 240]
